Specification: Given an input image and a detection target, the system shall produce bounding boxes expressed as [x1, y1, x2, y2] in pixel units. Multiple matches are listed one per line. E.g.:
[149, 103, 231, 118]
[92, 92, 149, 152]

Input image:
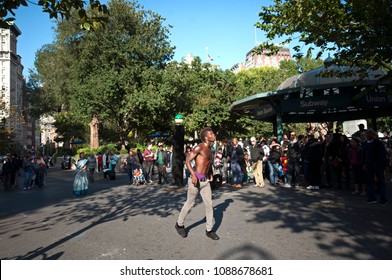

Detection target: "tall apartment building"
[1, 24, 33, 150]
[231, 45, 292, 73]
[245, 45, 291, 69]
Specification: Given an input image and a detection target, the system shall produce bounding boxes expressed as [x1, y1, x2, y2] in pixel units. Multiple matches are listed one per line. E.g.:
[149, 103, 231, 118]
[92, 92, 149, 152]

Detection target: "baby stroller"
[132, 164, 145, 185]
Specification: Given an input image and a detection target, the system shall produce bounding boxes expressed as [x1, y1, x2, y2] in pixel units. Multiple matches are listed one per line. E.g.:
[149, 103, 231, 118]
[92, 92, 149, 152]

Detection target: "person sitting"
[134, 167, 142, 177]
[103, 168, 115, 180]
[133, 166, 146, 185]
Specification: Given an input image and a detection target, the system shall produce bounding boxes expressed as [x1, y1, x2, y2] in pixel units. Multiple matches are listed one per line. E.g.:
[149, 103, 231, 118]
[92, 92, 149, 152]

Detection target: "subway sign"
[254, 104, 276, 118]
[355, 92, 392, 107]
[281, 94, 351, 112]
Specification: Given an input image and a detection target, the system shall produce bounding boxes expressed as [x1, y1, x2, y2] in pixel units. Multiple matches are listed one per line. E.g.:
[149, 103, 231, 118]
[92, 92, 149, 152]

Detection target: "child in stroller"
[133, 163, 145, 185]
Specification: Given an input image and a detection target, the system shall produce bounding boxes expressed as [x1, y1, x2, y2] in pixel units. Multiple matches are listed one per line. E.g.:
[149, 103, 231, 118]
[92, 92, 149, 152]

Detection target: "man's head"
[358, 123, 365, 130]
[200, 127, 215, 143]
[250, 136, 257, 145]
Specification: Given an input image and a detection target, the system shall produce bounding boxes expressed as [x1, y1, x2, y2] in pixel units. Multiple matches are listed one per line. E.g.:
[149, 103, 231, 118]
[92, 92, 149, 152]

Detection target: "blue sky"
[13, 0, 299, 78]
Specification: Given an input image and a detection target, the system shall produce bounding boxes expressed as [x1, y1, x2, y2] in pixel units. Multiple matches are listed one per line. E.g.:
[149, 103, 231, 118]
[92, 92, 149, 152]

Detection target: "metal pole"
[172, 124, 184, 187]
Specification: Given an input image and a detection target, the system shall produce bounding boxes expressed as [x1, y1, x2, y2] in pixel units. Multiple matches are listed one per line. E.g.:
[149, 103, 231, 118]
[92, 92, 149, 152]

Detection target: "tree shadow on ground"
[185, 198, 234, 235]
[1, 168, 206, 259]
[229, 184, 392, 259]
[1, 168, 392, 260]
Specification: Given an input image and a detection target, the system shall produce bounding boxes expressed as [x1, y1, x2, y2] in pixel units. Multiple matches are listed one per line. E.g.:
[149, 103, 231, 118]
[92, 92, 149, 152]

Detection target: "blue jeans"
[268, 161, 279, 184]
[231, 162, 242, 185]
[23, 171, 31, 188]
[126, 168, 134, 184]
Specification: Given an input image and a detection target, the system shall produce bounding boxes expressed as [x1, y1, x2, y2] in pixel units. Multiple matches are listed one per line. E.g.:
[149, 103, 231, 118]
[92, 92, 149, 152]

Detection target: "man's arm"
[186, 146, 200, 175]
[186, 145, 201, 185]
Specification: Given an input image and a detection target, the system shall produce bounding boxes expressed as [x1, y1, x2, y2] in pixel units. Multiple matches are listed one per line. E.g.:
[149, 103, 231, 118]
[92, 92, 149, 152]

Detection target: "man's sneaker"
[307, 185, 319, 190]
[360, 191, 367, 196]
[206, 230, 220, 240]
[365, 199, 377, 204]
[352, 191, 360, 195]
[175, 223, 187, 238]
[283, 183, 291, 188]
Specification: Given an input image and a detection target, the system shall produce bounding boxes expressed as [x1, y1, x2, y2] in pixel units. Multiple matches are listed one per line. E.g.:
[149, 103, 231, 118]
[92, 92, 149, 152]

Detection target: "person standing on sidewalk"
[249, 136, 265, 188]
[142, 144, 155, 184]
[156, 144, 168, 185]
[229, 137, 245, 188]
[285, 131, 301, 188]
[175, 127, 220, 240]
[305, 133, 323, 190]
[87, 154, 97, 182]
[125, 150, 137, 185]
[97, 152, 103, 173]
[362, 129, 388, 205]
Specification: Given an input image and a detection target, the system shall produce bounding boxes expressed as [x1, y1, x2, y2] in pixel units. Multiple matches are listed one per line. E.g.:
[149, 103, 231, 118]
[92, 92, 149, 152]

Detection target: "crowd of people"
[2, 124, 391, 207]
[0, 154, 53, 192]
[70, 145, 173, 196]
[2, 126, 390, 242]
[202, 125, 391, 206]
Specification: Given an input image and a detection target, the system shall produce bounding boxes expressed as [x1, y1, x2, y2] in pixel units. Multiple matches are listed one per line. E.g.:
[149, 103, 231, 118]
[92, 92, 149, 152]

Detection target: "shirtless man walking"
[175, 127, 220, 240]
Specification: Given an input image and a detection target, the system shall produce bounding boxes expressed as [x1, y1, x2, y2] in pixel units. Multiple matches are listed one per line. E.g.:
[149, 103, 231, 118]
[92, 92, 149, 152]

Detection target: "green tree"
[235, 66, 286, 96]
[0, 0, 108, 30]
[279, 56, 324, 76]
[375, 117, 392, 134]
[154, 56, 252, 139]
[256, 0, 392, 80]
[26, 69, 60, 119]
[171, 58, 247, 138]
[52, 112, 88, 143]
[35, 0, 175, 142]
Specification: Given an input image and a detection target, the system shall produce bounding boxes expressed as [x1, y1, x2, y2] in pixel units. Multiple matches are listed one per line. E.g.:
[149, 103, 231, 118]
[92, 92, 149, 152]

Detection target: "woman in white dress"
[73, 159, 88, 196]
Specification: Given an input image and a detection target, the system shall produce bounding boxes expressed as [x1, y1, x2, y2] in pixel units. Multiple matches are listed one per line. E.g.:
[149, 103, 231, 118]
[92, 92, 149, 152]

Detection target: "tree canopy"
[0, 0, 108, 30]
[31, 0, 366, 145]
[33, 0, 177, 142]
[256, 0, 392, 80]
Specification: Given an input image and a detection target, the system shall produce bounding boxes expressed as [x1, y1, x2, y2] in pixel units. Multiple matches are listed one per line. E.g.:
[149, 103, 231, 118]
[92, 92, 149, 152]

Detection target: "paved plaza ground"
[0, 166, 391, 260]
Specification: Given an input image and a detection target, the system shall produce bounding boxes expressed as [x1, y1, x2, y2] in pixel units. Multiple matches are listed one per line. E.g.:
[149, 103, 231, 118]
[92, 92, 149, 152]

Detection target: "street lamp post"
[172, 114, 185, 187]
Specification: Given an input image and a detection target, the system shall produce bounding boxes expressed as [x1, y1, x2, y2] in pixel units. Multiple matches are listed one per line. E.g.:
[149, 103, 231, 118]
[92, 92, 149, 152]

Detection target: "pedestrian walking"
[175, 127, 220, 240]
